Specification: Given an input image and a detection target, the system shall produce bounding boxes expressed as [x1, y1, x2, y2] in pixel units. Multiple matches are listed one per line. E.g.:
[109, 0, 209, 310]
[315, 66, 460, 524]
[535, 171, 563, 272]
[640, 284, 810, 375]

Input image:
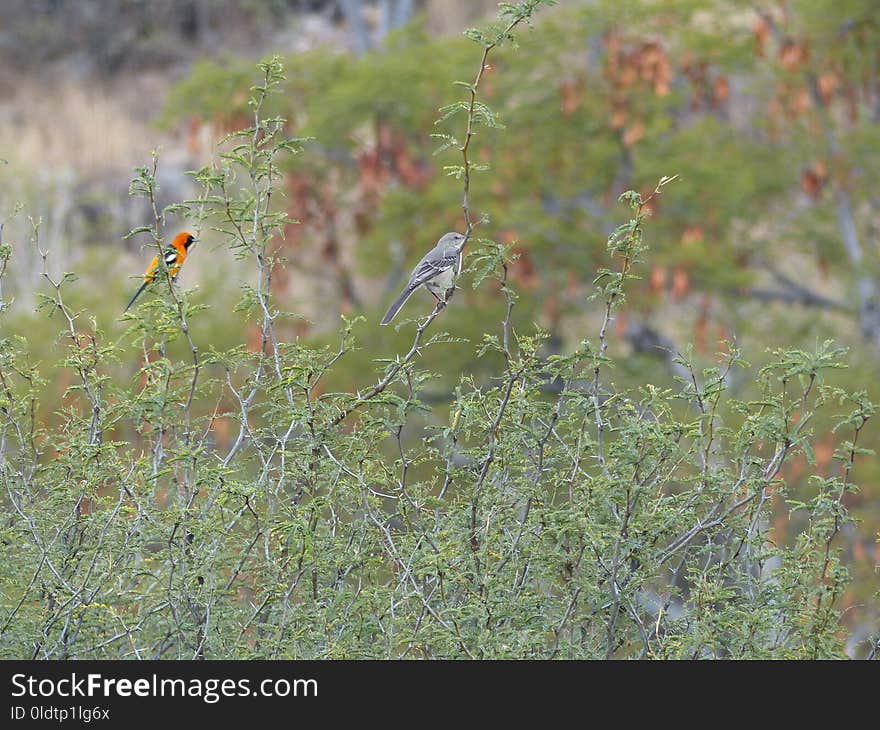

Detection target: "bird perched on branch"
[124, 231, 198, 312]
[381, 232, 467, 325]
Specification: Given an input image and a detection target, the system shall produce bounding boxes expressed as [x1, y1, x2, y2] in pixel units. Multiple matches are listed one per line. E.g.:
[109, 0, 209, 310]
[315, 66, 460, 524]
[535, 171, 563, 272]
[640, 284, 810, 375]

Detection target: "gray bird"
[380, 232, 467, 325]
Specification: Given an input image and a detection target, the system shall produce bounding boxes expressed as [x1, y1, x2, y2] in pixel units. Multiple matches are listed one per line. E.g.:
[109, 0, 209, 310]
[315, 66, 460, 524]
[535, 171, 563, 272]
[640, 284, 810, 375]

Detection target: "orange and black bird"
[124, 232, 198, 312]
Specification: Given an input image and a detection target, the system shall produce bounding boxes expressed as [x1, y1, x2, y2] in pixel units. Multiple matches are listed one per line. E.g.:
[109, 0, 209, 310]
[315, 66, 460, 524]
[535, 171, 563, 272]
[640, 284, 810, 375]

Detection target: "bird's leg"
[429, 290, 448, 311]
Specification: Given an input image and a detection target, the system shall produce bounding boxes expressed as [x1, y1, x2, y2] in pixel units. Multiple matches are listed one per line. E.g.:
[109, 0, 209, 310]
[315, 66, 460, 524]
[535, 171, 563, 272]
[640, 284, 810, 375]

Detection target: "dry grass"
[0, 74, 209, 308]
[0, 79, 172, 178]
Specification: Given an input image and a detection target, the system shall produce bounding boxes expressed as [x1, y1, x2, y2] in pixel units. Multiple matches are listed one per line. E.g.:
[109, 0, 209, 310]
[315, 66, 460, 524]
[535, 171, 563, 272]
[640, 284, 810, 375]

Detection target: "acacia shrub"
[0, 1, 873, 658]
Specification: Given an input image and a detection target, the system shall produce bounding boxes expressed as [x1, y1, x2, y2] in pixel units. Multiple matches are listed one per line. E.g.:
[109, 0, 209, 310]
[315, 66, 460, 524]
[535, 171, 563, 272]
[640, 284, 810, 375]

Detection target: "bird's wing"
[407, 247, 461, 289]
[163, 248, 180, 267]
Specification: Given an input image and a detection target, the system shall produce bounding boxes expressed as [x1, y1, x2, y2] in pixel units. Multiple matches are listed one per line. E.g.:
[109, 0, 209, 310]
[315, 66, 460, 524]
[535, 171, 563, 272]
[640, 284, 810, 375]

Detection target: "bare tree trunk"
[339, 0, 370, 55]
[807, 73, 880, 345]
[346, 0, 417, 52]
[392, 0, 414, 28]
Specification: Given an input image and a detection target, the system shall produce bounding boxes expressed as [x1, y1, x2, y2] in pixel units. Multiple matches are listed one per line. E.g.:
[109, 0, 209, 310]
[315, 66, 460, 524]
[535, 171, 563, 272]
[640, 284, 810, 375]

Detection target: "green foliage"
[0, 1, 876, 660]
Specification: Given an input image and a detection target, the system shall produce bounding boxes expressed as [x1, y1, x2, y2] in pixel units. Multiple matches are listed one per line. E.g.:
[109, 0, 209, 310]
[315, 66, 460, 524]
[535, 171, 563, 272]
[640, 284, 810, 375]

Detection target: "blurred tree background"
[0, 0, 878, 657]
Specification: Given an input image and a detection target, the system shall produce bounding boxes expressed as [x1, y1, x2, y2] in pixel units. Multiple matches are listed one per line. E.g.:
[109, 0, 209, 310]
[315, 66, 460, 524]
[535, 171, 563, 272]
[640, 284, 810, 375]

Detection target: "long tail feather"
[124, 280, 150, 313]
[381, 286, 417, 325]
